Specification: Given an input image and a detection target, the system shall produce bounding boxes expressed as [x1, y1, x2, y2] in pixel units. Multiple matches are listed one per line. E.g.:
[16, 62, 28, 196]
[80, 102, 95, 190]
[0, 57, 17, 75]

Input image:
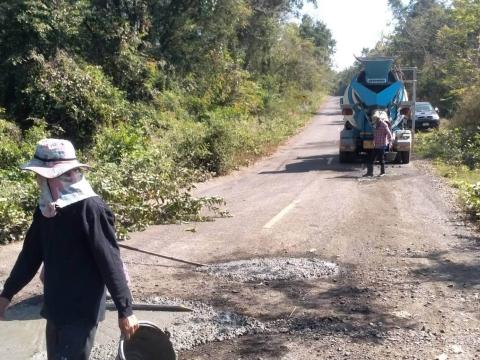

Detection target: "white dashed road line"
[263, 199, 300, 229]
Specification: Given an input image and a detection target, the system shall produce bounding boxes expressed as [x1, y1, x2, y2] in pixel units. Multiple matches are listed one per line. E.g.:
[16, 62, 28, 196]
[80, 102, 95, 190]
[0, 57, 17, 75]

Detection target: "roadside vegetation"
[0, 1, 335, 244]
[336, 0, 480, 222]
[416, 129, 480, 222]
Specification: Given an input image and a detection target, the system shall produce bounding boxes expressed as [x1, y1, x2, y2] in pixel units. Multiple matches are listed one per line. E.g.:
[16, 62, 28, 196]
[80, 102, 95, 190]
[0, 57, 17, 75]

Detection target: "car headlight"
[400, 133, 411, 140]
[432, 114, 439, 120]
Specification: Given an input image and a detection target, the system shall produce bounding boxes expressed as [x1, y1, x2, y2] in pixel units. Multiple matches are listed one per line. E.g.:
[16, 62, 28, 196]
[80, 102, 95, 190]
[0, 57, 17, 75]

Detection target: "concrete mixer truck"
[339, 57, 412, 163]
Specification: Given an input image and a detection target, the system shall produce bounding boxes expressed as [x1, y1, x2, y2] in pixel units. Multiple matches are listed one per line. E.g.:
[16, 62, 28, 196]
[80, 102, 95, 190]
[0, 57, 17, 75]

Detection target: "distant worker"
[0, 139, 139, 360]
[364, 110, 392, 177]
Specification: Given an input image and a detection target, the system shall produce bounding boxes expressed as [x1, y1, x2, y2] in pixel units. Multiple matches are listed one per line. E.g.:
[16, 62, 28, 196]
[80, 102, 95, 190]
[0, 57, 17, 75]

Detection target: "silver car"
[412, 101, 440, 129]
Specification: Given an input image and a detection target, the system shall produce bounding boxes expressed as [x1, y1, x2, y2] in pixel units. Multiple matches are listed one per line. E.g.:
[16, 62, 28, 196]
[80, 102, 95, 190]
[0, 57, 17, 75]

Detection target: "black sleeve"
[84, 201, 133, 319]
[0, 211, 43, 301]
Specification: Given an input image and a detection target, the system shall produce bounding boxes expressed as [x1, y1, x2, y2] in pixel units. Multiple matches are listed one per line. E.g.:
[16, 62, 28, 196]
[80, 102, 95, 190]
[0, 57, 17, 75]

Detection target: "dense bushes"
[0, 82, 323, 243]
[0, 1, 334, 244]
[414, 80, 480, 222]
[0, 115, 48, 243]
[26, 51, 130, 145]
[450, 84, 480, 130]
[416, 129, 480, 170]
[416, 128, 480, 222]
[0, 67, 326, 244]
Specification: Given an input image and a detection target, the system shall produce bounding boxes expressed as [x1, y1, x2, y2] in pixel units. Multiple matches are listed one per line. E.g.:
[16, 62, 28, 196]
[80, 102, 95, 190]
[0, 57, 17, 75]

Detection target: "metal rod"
[106, 302, 192, 312]
[400, 66, 418, 152]
[411, 68, 417, 148]
[119, 243, 206, 267]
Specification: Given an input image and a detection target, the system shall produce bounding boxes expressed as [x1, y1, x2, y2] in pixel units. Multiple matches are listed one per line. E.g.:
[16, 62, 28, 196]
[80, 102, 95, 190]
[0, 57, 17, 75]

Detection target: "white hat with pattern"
[21, 139, 90, 179]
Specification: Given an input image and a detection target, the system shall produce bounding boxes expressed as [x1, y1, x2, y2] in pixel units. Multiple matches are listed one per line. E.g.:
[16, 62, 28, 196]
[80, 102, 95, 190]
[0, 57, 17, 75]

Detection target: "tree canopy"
[379, 0, 479, 123]
[0, 0, 335, 144]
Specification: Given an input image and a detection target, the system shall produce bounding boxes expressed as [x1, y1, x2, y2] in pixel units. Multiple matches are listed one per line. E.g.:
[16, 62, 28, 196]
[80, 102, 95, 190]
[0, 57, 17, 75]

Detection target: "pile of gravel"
[138, 296, 265, 350]
[197, 257, 339, 282]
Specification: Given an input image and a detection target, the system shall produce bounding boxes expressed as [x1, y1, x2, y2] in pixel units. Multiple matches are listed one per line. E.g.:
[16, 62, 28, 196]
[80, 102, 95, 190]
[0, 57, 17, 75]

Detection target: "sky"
[302, 0, 396, 70]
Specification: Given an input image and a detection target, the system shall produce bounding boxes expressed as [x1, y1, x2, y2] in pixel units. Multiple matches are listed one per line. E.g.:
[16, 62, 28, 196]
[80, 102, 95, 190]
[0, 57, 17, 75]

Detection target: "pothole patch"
[139, 296, 265, 351]
[31, 297, 266, 359]
[28, 258, 338, 359]
[197, 257, 339, 282]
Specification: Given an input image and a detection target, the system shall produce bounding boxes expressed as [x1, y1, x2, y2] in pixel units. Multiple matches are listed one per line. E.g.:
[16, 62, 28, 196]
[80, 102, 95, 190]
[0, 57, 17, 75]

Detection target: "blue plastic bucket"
[117, 321, 176, 360]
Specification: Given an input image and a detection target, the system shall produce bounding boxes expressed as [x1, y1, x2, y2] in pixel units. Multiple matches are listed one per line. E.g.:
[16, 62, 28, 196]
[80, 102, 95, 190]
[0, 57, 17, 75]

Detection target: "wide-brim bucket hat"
[371, 110, 388, 123]
[21, 138, 90, 179]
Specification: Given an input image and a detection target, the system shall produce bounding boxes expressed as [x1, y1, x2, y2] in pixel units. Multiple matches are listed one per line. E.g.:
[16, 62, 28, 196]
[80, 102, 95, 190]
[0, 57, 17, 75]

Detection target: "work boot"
[363, 163, 374, 177]
[379, 164, 385, 177]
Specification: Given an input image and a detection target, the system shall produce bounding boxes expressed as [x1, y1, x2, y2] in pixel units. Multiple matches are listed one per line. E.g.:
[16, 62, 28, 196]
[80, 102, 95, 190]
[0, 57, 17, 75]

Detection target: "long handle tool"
[106, 302, 192, 312]
[118, 243, 206, 267]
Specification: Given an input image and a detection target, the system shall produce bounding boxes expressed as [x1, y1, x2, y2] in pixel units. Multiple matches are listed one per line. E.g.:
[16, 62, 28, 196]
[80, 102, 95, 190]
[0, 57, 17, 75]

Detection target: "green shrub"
[457, 181, 480, 221]
[416, 128, 480, 170]
[416, 127, 480, 225]
[0, 116, 49, 243]
[89, 145, 224, 240]
[0, 177, 38, 244]
[0, 119, 23, 167]
[26, 51, 130, 145]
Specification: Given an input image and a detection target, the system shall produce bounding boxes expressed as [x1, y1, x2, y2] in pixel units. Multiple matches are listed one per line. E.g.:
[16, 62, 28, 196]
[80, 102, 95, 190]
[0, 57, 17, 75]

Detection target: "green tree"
[383, 0, 450, 111]
[299, 15, 336, 64]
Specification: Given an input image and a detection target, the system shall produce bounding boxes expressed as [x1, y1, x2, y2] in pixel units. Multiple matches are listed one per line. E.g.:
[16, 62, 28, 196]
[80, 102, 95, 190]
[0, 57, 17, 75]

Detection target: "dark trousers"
[367, 148, 386, 175]
[46, 321, 98, 360]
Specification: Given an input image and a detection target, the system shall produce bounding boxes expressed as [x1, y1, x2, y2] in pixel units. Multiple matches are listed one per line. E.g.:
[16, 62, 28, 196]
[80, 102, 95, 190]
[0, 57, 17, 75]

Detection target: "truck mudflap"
[393, 130, 412, 152]
[339, 141, 356, 152]
[340, 129, 356, 152]
[395, 141, 411, 152]
[392, 130, 412, 164]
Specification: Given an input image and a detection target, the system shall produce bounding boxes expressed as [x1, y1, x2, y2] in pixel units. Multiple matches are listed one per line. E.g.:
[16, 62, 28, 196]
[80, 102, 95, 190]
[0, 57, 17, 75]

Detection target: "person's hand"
[0, 296, 10, 320]
[118, 314, 139, 340]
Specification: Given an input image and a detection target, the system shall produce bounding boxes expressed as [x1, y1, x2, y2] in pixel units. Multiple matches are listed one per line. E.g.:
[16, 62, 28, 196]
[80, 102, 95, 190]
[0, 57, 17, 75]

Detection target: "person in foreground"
[0, 139, 139, 360]
[364, 110, 393, 177]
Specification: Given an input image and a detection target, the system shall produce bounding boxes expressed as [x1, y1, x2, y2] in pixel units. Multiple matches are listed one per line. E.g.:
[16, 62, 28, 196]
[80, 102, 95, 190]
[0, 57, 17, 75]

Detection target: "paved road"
[1, 96, 479, 359]
[127, 96, 479, 359]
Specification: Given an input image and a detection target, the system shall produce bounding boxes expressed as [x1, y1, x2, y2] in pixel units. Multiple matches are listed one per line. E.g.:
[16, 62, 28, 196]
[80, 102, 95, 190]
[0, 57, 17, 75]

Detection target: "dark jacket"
[1, 196, 133, 325]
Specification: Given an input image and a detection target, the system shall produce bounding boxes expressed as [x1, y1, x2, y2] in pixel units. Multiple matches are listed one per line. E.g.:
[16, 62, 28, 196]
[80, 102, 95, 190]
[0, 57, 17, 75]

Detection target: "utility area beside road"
[1, 97, 479, 359]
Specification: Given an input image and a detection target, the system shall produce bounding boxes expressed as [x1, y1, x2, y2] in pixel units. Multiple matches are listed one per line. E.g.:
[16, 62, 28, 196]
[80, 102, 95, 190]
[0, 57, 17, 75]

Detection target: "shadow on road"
[5, 294, 43, 321]
[265, 275, 417, 338]
[410, 250, 480, 289]
[259, 154, 362, 174]
[237, 335, 289, 358]
[453, 233, 480, 252]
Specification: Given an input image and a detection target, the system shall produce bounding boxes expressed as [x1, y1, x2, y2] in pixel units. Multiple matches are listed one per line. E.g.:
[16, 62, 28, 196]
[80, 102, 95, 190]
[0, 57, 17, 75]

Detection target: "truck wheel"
[394, 152, 402, 164]
[401, 151, 410, 164]
[339, 151, 352, 163]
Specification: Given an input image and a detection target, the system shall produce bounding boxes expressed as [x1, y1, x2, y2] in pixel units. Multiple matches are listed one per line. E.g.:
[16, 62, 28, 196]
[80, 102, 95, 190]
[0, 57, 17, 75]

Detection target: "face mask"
[47, 169, 83, 201]
[37, 169, 97, 217]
